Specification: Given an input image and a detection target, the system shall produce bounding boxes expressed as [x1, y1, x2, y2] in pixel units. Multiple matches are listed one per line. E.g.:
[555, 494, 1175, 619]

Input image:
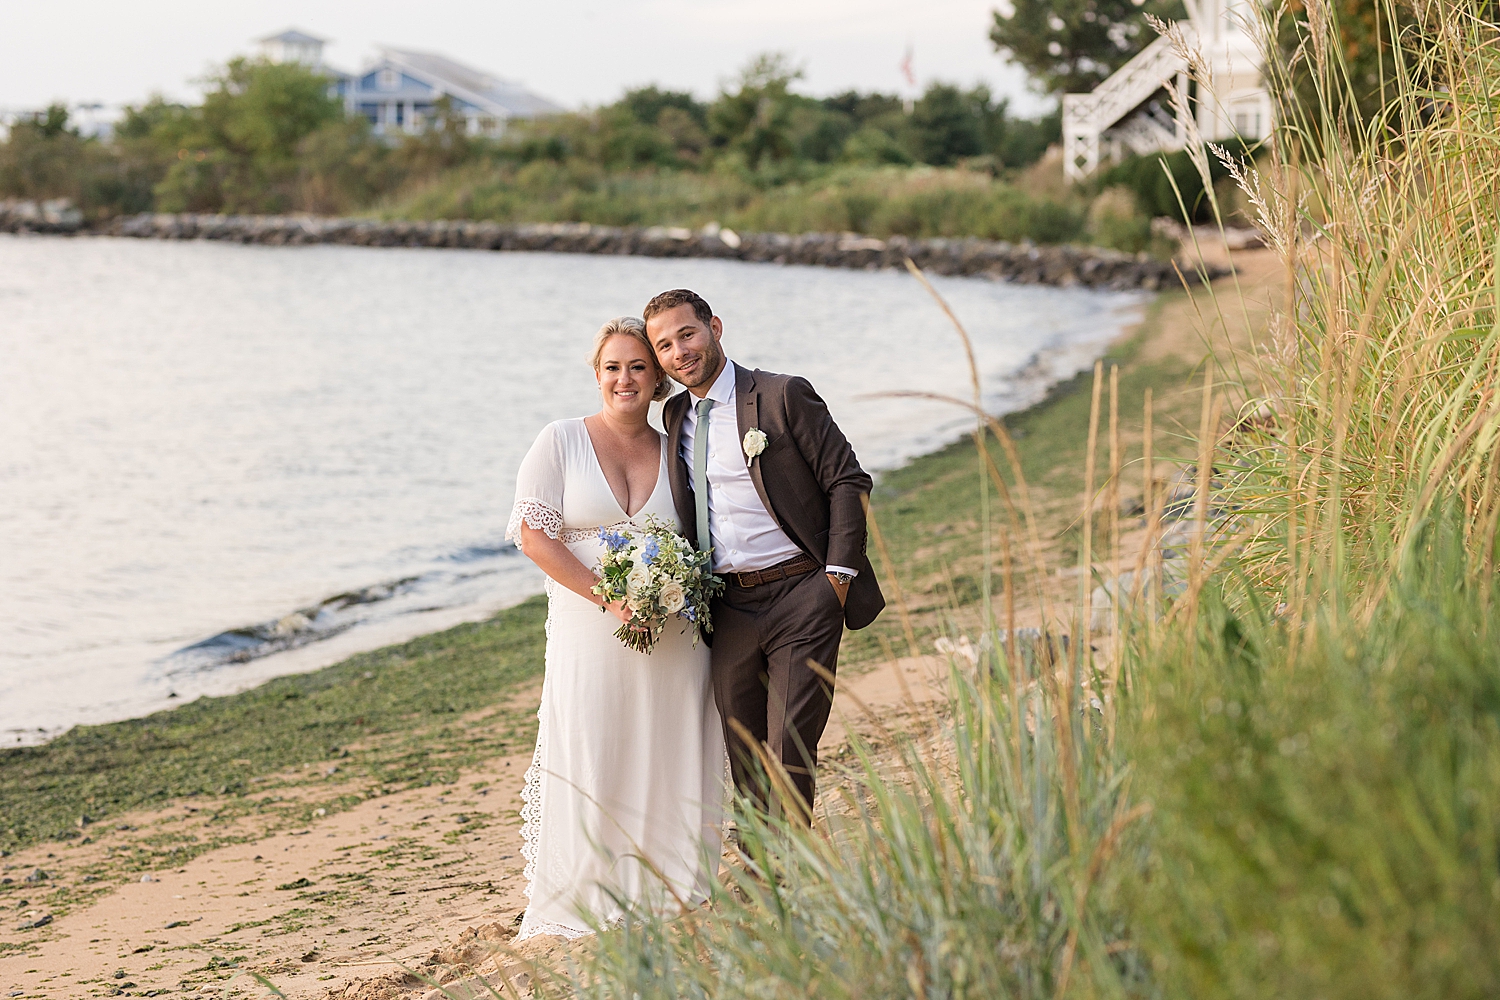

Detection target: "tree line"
[0, 52, 1066, 221]
[2, 3, 1401, 241]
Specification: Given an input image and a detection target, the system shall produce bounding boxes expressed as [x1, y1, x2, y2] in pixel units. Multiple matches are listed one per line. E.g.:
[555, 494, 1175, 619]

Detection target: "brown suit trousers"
[712, 569, 846, 814]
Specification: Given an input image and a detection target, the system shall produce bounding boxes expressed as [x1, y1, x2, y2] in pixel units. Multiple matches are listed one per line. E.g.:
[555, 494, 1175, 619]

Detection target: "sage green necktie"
[693, 397, 714, 554]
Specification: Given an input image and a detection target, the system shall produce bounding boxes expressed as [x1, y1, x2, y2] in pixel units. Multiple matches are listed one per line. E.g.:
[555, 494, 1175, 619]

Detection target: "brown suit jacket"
[663, 363, 884, 630]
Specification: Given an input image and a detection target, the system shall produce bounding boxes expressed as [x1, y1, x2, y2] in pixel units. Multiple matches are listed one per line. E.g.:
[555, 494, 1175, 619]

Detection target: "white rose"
[626, 564, 651, 596]
[659, 581, 686, 615]
[742, 428, 768, 460]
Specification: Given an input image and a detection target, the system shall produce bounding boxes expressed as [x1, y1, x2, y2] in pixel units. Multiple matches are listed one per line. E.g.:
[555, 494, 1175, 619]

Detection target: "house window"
[378, 68, 398, 91]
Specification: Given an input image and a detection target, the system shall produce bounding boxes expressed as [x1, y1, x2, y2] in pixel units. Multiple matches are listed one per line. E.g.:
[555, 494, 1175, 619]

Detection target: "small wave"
[983, 323, 1132, 417]
[445, 542, 516, 563]
[167, 577, 420, 672]
[162, 539, 526, 675]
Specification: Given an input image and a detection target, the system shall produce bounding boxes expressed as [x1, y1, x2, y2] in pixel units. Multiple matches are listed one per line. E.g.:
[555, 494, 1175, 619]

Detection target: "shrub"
[841, 125, 912, 166]
[1097, 145, 1240, 223]
[1087, 186, 1153, 253]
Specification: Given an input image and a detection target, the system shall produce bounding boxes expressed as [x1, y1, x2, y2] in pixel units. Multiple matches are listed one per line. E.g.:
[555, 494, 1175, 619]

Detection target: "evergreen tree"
[907, 84, 987, 166]
[707, 53, 803, 167]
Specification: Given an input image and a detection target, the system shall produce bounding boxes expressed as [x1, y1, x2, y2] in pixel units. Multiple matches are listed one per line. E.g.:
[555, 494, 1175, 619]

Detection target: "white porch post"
[1176, 71, 1191, 143]
[1194, 70, 1213, 142]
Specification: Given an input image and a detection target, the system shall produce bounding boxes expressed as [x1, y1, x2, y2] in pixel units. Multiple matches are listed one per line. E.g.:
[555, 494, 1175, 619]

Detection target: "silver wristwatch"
[829, 571, 854, 587]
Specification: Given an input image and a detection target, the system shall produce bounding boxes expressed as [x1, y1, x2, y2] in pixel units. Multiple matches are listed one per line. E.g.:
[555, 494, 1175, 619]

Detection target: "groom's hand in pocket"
[826, 573, 849, 607]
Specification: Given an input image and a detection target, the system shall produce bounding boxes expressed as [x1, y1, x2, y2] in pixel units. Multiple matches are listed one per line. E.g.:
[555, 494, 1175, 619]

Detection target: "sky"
[0, 0, 1052, 117]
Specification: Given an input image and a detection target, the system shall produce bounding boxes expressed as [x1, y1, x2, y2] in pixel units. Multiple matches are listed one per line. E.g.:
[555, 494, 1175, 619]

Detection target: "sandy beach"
[1, 654, 948, 999]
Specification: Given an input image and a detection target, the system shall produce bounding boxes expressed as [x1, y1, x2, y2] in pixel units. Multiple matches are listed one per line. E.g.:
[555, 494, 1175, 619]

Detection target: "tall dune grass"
[1127, 513, 1500, 999]
[1217, 0, 1500, 598]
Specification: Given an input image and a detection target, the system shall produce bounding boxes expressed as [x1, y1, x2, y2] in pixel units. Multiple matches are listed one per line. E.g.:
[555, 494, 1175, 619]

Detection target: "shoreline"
[2, 247, 1274, 994]
[5, 285, 1141, 810]
[0, 201, 1213, 291]
[3, 253, 1167, 754]
[5, 274, 1145, 748]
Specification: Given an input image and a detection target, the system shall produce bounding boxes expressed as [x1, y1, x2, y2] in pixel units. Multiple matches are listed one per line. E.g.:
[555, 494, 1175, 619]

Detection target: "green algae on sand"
[1, 596, 548, 858]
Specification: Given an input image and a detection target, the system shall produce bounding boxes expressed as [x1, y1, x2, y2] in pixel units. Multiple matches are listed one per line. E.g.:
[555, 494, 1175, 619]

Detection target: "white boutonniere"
[742, 428, 768, 463]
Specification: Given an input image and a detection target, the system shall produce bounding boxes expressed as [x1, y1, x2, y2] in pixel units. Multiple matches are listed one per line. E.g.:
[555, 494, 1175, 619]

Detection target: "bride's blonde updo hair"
[591, 316, 672, 401]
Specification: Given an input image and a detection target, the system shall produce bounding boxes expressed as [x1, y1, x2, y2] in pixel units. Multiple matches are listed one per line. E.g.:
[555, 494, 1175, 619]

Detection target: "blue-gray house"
[257, 29, 565, 136]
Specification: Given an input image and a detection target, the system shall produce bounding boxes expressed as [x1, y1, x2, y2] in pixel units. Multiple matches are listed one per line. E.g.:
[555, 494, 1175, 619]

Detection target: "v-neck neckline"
[581, 418, 664, 520]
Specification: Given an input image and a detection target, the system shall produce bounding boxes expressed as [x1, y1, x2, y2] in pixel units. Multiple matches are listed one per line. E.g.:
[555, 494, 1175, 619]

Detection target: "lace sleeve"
[508, 422, 567, 545]
[507, 498, 562, 543]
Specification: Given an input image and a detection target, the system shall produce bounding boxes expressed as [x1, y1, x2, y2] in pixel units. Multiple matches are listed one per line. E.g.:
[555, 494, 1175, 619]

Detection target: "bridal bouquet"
[591, 515, 724, 654]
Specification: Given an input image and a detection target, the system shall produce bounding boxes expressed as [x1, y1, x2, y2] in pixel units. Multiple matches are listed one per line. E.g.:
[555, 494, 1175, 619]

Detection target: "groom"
[645, 288, 884, 819]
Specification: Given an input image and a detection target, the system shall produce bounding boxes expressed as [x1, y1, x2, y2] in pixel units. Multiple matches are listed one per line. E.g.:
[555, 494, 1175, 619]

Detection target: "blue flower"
[641, 538, 660, 565]
[598, 528, 631, 553]
[682, 606, 697, 622]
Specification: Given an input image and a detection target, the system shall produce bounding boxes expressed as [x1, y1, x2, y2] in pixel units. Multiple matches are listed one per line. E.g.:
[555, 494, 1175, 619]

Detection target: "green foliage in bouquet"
[590, 516, 724, 654]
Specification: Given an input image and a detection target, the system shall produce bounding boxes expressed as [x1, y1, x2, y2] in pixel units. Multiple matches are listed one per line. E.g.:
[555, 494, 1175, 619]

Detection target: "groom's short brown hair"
[643, 288, 713, 326]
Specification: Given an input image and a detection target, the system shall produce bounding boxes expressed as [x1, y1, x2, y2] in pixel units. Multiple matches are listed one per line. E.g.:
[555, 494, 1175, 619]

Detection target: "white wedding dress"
[506, 417, 726, 942]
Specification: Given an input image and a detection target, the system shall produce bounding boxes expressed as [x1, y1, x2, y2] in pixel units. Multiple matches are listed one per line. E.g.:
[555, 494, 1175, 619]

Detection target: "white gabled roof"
[376, 47, 565, 118]
[259, 28, 327, 46]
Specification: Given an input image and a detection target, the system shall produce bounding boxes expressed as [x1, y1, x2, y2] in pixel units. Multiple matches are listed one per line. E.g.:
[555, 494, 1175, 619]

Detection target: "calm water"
[0, 235, 1144, 742]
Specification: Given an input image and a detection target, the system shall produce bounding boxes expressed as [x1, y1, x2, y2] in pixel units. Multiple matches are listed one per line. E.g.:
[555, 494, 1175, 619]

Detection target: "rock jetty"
[1, 200, 1208, 291]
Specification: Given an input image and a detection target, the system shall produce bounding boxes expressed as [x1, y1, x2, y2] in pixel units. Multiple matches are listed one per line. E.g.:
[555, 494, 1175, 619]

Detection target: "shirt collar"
[703, 359, 737, 407]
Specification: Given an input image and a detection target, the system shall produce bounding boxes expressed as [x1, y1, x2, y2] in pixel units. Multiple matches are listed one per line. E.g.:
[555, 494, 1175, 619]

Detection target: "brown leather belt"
[727, 555, 821, 588]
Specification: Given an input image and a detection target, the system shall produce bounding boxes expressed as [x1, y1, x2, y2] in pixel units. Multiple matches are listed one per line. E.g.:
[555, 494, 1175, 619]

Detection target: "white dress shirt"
[679, 361, 858, 579]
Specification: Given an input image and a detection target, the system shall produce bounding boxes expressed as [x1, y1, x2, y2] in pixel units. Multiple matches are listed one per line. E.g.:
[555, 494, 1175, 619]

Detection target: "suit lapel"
[663, 392, 696, 546]
[735, 365, 782, 529]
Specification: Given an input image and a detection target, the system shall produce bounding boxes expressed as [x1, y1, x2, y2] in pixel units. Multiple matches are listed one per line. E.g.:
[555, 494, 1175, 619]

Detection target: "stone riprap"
[1, 198, 84, 233]
[0, 201, 1209, 291]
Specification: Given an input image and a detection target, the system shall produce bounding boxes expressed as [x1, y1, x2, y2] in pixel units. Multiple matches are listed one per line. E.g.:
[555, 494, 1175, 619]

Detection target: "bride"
[506, 316, 726, 942]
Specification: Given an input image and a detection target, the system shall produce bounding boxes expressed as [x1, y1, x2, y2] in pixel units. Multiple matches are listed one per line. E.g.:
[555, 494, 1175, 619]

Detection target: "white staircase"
[1062, 33, 1191, 181]
[1061, 0, 1274, 183]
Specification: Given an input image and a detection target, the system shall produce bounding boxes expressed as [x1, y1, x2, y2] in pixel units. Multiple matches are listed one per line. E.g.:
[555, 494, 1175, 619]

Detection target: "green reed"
[1126, 507, 1500, 999]
[1120, 3, 1500, 994]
